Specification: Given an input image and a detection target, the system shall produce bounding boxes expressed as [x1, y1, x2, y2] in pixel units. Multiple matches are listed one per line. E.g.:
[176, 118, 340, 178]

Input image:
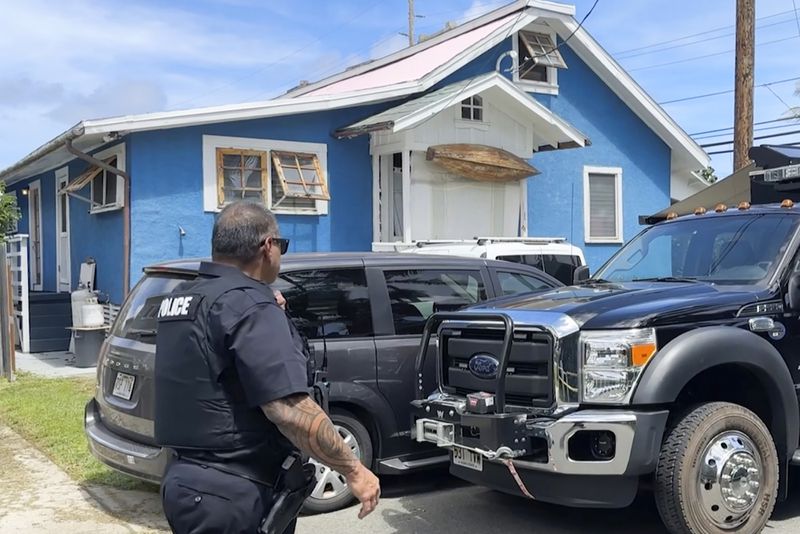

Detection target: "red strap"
[503, 459, 535, 500]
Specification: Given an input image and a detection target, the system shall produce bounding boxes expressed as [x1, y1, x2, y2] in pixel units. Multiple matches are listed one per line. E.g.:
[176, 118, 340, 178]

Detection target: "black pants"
[161, 460, 296, 534]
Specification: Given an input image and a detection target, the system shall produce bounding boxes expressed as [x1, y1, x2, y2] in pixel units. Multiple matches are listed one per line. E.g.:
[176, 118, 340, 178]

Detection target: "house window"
[584, 166, 623, 243]
[216, 149, 269, 205]
[460, 96, 483, 121]
[271, 151, 330, 210]
[204, 135, 329, 215]
[91, 156, 120, 209]
[516, 30, 567, 86]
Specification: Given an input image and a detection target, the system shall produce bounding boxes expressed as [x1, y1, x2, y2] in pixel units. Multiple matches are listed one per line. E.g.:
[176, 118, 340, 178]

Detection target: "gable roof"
[0, 0, 708, 185]
[333, 72, 589, 152]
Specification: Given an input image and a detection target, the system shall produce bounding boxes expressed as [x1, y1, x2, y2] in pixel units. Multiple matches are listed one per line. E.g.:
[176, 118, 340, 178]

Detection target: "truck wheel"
[654, 402, 778, 534]
[302, 410, 374, 515]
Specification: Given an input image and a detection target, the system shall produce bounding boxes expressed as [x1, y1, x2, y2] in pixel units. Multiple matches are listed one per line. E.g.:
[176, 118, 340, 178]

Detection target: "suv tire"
[654, 402, 778, 534]
[302, 409, 374, 514]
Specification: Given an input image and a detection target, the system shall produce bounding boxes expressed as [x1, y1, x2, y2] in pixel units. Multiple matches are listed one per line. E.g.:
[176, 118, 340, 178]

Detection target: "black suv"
[84, 252, 559, 512]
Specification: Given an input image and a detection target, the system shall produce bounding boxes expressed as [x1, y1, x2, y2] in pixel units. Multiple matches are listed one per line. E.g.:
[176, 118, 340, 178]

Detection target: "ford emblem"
[468, 354, 500, 380]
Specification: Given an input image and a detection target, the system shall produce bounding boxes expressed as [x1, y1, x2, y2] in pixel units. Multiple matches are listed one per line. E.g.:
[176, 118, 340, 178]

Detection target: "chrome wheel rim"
[696, 431, 763, 530]
[307, 424, 360, 501]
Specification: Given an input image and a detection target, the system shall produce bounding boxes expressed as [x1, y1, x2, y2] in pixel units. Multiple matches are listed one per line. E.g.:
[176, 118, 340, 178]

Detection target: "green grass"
[0, 372, 156, 492]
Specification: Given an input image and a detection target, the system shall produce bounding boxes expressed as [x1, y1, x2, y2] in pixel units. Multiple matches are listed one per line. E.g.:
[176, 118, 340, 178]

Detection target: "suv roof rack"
[411, 236, 567, 247]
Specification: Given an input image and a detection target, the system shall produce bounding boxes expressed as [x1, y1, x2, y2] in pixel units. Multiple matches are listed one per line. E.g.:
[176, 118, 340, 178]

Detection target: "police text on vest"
[158, 296, 193, 318]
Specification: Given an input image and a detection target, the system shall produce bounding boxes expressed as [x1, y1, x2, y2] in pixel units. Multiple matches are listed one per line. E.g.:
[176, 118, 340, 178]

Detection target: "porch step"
[29, 338, 71, 353]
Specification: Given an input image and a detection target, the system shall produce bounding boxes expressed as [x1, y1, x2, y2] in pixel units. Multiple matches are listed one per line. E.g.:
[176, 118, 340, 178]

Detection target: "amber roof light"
[781, 199, 795, 209]
[714, 203, 728, 213]
[694, 207, 707, 215]
[737, 201, 751, 210]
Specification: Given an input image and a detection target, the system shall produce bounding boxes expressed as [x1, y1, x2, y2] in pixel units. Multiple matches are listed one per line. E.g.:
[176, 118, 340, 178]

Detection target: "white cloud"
[459, 0, 508, 24]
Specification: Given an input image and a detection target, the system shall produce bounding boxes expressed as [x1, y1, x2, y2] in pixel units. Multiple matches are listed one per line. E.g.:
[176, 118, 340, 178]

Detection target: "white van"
[374, 237, 586, 285]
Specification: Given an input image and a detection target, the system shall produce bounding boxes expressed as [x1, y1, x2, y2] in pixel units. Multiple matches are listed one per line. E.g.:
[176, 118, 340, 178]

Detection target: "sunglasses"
[260, 236, 290, 255]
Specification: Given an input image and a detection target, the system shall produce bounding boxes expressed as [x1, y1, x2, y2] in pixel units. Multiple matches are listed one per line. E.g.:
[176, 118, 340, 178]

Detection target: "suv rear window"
[497, 254, 580, 284]
[111, 274, 188, 343]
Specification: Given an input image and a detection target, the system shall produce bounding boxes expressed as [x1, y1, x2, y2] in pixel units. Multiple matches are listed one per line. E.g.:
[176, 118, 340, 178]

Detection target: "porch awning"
[333, 72, 590, 152]
[641, 164, 756, 224]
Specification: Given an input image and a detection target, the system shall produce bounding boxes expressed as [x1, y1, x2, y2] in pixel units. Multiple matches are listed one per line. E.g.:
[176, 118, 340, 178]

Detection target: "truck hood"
[476, 281, 768, 329]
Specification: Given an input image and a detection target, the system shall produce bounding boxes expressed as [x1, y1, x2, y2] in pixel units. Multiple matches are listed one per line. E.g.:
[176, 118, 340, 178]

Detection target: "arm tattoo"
[262, 394, 359, 475]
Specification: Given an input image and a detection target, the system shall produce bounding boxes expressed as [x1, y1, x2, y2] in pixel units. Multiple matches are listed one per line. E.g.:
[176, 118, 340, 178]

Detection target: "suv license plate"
[452, 446, 483, 471]
[112, 372, 135, 400]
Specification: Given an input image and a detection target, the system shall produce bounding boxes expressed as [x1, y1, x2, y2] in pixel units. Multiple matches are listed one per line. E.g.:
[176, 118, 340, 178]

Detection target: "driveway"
[2, 423, 799, 534]
[298, 469, 800, 534]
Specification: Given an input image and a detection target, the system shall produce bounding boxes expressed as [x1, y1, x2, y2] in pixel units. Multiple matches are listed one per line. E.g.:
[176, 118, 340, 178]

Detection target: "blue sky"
[1, 0, 798, 177]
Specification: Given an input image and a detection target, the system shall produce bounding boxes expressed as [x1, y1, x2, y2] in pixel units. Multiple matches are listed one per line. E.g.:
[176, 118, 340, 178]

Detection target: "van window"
[273, 268, 373, 339]
[112, 274, 187, 342]
[497, 254, 579, 285]
[383, 269, 486, 335]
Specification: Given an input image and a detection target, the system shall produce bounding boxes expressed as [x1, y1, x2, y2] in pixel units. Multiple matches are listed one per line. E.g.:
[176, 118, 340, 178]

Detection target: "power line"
[611, 7, 798, 56]
[617, 18, 794, 60]
[764, 84, 796, 113]
[793, 0, 800, 37]
[628, 35, 799, 72]
[689, 117, 797, 136]
[659, 76, 800, 105]
[693, 122, 800, 140]
[699, 128, 800, 148]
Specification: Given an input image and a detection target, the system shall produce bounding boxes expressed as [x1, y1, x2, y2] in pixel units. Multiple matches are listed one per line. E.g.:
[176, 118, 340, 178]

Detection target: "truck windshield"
[594, 213, 800, 285]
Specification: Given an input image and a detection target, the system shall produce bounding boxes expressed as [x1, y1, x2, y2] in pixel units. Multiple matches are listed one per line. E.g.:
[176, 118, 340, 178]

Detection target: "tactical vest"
[153, 271, 301, 484]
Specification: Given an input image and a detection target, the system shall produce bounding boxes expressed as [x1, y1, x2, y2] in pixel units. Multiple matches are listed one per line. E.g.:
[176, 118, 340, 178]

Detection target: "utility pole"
[408, 0, 415, 47]
[733, 0, 755, 170]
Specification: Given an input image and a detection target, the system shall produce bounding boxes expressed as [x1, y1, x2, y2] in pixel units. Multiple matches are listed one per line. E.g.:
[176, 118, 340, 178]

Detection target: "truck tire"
[302, 409, 374, 515]
[654, 402, 778, 534]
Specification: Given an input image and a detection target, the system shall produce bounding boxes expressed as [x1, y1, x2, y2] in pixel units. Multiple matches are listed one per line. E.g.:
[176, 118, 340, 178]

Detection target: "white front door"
[28, 180, 43, 291]
[55, 168, 71, 292]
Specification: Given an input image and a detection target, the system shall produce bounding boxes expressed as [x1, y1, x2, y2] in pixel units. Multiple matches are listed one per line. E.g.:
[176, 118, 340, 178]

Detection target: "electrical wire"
[659, 76, 800, 105]
[764, 84, 797, 113]
[693, 122, 800, 141]
[611, 7, 799, 56]
[690, 117, 798, 136]
[699, 128, 800, 148]
[628, 35, 800, 72]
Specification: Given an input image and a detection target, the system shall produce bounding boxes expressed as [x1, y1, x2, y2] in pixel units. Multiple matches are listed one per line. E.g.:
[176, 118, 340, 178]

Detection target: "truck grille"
[442, 327, 553, 408]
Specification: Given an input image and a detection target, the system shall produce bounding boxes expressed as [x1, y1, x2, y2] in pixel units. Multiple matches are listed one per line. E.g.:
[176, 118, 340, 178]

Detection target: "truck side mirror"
[573, 265, 590, 285]
[788, 272, 800, 311]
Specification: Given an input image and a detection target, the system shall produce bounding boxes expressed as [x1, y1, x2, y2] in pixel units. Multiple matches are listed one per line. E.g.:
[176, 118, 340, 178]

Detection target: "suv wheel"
[302, 409, 374, 514]
[655, 402, 778, 534]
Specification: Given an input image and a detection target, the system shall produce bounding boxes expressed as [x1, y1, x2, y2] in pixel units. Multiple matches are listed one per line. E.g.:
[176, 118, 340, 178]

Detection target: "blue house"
[0, 0, 709, 313]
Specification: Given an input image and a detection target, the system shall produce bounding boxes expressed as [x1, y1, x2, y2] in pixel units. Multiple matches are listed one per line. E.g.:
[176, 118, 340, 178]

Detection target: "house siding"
[7, 143, 126, 303]
[127, 105, 385, 285]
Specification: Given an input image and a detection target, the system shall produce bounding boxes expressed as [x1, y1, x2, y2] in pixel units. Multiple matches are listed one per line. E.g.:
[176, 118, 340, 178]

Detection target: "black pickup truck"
[412, 157, 800, 533]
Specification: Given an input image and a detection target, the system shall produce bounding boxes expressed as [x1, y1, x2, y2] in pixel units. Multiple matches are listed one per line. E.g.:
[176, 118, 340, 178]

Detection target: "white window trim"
[583, 165, 623, 244]
[202, 135, 329, 215]
[512, 25, 560, 95]
[55, 167, 71, 292]
[89, 143, 126, 214]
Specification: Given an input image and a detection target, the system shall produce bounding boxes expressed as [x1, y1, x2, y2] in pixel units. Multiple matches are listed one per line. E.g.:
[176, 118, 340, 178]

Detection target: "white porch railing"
[5, 235, 30, 353]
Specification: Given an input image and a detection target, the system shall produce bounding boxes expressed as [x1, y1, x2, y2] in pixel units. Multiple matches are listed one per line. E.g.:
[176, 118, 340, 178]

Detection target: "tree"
[700, 166, 718, 184]
[0, 182, 20, 241]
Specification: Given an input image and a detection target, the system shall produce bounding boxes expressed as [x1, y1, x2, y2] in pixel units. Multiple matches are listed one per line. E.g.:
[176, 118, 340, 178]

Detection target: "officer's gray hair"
[211, 201, 279, 263]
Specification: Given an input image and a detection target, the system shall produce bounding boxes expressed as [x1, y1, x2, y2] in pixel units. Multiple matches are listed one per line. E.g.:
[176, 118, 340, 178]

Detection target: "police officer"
[154, 200, 380, 534]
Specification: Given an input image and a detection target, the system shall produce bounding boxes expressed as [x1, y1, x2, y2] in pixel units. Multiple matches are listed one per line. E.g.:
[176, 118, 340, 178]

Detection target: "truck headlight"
[581, 328, 657, 404]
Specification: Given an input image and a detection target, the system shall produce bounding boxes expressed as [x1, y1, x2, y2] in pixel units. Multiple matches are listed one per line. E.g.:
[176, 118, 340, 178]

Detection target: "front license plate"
[112, 372, 135, 400]
[452, 446, 483, 471]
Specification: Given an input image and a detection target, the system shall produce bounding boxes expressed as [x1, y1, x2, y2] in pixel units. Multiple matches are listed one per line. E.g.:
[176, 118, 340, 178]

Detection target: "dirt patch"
[0, 425, 169, 533]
